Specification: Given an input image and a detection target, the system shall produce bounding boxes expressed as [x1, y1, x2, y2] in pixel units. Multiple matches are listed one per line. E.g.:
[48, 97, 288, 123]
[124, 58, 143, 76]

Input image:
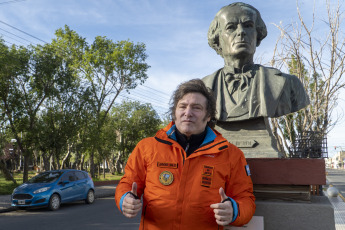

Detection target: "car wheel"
[48, 194, 61, 211]
[85, 189, 95, 204]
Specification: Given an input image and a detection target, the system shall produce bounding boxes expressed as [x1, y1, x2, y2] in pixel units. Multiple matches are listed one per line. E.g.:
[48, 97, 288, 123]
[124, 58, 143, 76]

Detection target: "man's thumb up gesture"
[122, 182, 142, 218]
[210, 187, 234, 226]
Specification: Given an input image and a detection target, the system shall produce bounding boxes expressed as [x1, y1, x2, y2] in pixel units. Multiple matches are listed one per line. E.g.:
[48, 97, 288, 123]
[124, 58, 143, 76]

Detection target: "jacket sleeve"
[226, 145, 256, 226]
[115, 139, 147, 212]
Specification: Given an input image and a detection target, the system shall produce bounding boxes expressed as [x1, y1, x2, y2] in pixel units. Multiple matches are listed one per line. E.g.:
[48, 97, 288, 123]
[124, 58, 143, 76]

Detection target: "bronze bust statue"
[202, 2, 310, 157]
[203, 2, 309, 122]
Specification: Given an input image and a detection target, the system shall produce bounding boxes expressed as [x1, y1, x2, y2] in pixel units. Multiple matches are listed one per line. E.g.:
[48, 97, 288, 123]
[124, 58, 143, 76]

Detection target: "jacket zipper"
[180, 149, 185, 165]
[184, 143, 189, 154]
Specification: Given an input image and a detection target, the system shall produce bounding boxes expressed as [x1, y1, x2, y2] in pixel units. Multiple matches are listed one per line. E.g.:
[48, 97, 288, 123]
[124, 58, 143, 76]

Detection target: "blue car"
[11, 169, 95, 211]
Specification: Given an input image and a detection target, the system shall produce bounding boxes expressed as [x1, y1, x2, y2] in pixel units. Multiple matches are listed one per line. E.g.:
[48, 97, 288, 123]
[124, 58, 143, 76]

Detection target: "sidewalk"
[326, 169, 345, 230]
[0, 183, 117, 213]
[329, 195, 345, 230]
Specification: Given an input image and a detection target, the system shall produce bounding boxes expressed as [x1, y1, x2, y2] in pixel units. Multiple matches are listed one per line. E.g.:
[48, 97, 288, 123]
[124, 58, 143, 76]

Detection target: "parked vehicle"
[11, 169, 95, 211]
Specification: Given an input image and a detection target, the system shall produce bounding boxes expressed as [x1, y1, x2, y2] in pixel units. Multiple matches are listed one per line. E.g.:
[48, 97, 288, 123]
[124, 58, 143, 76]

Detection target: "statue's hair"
[208, 2, 267, 57]
[169, 79, 216, 128]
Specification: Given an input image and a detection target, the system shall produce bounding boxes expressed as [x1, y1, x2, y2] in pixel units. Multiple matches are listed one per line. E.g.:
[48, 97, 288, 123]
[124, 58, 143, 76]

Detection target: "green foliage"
[0, 25, 155, 178]
[112, 100, 161, 160]
[0, 171, 36, 195]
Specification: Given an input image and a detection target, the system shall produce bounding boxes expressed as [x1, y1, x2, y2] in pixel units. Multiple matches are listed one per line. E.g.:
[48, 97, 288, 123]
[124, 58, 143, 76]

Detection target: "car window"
[75, 171, 86, 180]
[28, 172, 63, 183]
[60, 172, 76, 182]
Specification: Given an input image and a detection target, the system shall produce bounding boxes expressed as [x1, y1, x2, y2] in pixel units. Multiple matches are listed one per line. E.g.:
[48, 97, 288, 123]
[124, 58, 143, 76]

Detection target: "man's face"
[218, 6, 258, 59]
[174, 92, 211, 138]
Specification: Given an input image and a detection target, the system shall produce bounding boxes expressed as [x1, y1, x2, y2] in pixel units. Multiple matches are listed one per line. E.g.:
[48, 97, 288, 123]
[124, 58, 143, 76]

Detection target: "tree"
[0, 120, 17, 184]
[0, 39, 77, 182]
[34, 87, 90, 171]
[51, 25, 150, 177]
[111, 100, 161, 173]
[270, 0, 345, 155]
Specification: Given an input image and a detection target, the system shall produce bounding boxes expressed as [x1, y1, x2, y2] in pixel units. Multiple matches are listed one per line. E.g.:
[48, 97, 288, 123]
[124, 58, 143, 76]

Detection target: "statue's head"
[208, 2, 267, 59]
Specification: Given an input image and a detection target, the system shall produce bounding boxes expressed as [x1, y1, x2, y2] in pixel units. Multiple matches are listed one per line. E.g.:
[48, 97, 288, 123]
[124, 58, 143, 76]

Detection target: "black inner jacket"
[175, 128, 207, 157]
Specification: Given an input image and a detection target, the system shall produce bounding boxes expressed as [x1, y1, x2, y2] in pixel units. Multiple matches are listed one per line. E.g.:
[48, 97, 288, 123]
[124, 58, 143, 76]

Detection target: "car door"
[74, 171, 88, 200]
[58, 172, 77, 202]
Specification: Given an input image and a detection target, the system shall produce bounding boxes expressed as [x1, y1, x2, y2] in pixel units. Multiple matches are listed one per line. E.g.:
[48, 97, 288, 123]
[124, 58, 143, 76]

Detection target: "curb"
[93, 180, 119, 186]
[0, 206, 16, 213]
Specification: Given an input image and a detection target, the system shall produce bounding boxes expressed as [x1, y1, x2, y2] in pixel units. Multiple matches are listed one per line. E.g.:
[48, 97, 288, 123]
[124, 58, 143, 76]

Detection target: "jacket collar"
[166, 124, 217, 147]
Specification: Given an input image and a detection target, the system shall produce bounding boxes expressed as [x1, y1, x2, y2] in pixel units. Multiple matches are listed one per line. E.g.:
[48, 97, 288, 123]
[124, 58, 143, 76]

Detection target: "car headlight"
[33, 187, 50, 194]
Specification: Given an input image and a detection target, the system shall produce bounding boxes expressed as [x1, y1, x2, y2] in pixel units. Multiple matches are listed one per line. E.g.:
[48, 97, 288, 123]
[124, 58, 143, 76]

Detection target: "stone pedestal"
[254, 196, 335, 230]
[216, 117, 283, 158]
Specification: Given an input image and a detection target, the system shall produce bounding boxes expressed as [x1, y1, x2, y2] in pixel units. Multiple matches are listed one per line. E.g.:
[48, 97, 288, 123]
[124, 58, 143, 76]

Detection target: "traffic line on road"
[338, 192, 345, 203]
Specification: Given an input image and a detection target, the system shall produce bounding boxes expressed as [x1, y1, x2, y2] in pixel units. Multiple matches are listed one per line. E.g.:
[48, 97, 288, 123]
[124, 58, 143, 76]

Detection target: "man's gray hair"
[208, 2, 267, 57]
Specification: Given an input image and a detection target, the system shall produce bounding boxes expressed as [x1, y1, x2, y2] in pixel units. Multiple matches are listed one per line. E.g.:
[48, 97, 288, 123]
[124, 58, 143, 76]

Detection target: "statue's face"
[218, 6, 257, 59]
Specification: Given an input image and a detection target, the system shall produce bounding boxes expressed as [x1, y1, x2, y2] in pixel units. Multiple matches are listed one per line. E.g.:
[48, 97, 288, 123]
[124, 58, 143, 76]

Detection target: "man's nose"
[184, 106, 193, 117]
[236, 24, 246, 36]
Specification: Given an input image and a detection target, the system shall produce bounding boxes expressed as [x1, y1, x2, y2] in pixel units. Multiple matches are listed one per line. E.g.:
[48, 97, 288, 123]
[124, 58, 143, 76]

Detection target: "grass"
[0, 171, 36, 195]
[92, 173, 123, 181]
[0, 170, 123, 195]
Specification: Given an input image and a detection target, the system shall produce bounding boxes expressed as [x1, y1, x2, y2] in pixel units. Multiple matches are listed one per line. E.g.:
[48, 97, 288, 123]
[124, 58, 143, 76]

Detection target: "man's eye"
[226, 25, 236, 31]
[244, 22, 254, 28]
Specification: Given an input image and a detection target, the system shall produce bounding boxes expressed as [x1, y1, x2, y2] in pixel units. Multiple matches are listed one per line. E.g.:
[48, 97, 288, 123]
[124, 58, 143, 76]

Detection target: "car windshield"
[28, 172, 63, 183]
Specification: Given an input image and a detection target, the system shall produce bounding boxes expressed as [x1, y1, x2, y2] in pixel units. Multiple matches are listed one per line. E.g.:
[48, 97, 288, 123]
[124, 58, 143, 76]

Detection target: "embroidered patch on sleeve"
[157, 162, 178, 169]
[245, 165, 251, 176]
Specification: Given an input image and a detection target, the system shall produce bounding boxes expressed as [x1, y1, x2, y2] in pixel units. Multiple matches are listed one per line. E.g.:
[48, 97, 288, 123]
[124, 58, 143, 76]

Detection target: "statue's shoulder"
[257, 65, 305, 92]
[257, 64, 283, 76]
[257, 65, 299, 80]
[202, 68, 223, 88]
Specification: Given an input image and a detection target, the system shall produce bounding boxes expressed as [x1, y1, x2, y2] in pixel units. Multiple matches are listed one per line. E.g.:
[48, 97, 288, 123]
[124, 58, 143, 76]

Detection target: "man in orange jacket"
[115, 79, 255, 229]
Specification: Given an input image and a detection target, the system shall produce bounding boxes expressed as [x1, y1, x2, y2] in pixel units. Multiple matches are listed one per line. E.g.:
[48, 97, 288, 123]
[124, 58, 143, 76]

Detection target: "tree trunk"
[107, 156, 115, 175]
[56, 155, 61, 169]
[90, 152, 95, 178]
[42, 154, 50, 171]
[115, 151, 123, 174]
[103, 159, 106, 179]
[60, 144, 71, 169]
[271, 118, 286, 155]
[23, 154, 29, 183]
[0, 159, 17, 184]
[80, 154, 85, 171]
[98, 163, 100, 178]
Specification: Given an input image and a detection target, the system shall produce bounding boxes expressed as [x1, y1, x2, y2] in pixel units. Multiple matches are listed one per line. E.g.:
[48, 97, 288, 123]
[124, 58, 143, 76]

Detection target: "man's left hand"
[210, 187, 234, 226]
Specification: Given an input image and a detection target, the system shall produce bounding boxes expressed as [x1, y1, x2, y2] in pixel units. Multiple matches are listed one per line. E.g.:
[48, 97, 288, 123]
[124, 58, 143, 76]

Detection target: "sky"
[0, 0, 344, 157]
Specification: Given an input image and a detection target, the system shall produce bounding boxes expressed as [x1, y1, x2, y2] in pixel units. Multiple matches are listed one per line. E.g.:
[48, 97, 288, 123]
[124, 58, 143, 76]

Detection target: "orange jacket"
[115, 122, 255, 230]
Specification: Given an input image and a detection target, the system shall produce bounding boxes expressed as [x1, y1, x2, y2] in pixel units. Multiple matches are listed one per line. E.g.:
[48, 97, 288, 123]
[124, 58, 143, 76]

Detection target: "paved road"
[0, 197, 141, 230]
[1, 169, 344, 230]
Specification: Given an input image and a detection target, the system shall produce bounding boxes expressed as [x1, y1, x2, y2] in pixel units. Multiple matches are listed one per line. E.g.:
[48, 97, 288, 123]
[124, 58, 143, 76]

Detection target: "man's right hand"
[122, 182, 142, 218]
